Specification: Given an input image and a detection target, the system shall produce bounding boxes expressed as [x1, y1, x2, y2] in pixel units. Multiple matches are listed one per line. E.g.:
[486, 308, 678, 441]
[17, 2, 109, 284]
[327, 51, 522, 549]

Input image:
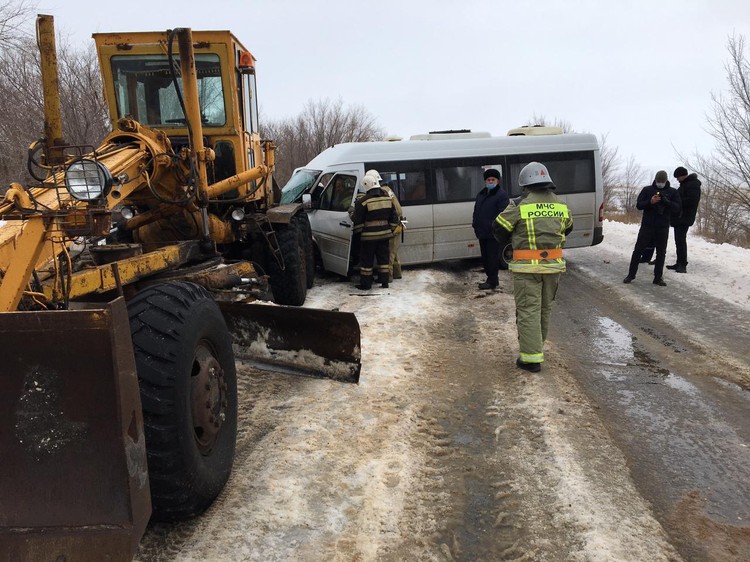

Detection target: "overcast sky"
[33, 0, 750, 179]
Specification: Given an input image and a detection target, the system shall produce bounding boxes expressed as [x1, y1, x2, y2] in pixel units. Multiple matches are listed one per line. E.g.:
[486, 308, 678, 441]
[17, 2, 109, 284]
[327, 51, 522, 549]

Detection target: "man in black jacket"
[472, 168, 509, 290]
[667, 166, 702, 273]
[623, 170, 682, 286]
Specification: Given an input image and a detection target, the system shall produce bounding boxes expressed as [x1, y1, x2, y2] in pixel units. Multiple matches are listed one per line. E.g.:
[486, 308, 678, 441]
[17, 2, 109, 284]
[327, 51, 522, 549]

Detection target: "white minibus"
[280, 130, 604, 276]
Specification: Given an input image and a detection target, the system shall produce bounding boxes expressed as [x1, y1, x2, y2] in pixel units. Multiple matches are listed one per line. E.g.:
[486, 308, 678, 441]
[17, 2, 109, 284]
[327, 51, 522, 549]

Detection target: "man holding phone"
[623, 170, 682, 286]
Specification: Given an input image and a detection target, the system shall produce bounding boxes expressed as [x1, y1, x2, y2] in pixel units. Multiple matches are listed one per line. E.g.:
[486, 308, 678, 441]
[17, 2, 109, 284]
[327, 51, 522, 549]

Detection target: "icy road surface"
[135, 221, 749, 561]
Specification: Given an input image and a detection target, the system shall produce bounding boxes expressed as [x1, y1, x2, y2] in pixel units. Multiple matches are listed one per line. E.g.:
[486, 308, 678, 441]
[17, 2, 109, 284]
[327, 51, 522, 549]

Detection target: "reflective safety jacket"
[381, 185, 405, 234]
[352, 188, 400, 241]
[492, 189, 574, 274]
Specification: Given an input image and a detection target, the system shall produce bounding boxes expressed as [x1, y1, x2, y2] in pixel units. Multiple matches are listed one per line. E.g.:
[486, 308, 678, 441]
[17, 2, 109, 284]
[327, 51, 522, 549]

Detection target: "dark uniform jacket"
[636, 181, 681, 228]
[473, 186, 510, 240]
[352, 188, 400, 241]
[671, 173, 702, 227]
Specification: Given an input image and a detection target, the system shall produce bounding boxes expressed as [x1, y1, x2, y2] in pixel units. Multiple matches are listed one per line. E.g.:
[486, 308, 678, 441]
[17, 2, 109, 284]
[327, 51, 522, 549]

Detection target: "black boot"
[516, 358, 541, 372]
[356, 276, 373, 290]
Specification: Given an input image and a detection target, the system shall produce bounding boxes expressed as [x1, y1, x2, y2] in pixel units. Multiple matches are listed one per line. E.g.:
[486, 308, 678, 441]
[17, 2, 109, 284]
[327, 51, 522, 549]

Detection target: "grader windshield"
[110, 54, 226, 127]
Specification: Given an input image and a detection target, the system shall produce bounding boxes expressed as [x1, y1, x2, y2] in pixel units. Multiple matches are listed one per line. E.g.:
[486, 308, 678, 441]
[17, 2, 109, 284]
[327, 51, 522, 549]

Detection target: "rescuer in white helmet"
[351, 173, 400, 290]
[491, 162, 574, 372]
[365, 169, 404, 281]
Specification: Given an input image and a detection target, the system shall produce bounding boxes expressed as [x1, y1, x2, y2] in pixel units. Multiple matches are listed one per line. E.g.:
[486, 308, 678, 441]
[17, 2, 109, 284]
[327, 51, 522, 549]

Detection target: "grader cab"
[0, 16, 360, 561]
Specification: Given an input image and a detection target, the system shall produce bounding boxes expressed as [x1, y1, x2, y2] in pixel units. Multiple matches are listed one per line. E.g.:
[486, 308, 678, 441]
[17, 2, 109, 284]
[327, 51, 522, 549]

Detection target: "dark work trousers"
[479, 238, 500, 287]
[673, 225, 690, 267]
[641, 230, 656, 263]
[640, 247, 655, 262]
[350, 232, 361, 267]
[639, 232, 657, 262]
[628, 225, 670, 281]
[359, 238, 390, 288]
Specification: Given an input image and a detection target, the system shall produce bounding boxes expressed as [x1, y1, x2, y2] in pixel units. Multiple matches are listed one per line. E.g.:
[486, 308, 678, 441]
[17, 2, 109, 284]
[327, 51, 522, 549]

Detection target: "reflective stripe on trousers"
[512, 272, 561, 363]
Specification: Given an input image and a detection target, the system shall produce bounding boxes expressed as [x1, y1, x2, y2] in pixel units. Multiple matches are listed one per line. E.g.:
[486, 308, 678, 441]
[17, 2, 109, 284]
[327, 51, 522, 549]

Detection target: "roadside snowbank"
[568, 219, 749, 310]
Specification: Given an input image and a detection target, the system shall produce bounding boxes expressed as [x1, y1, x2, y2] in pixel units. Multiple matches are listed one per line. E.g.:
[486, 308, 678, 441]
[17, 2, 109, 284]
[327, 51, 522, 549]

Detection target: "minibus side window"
[434, 166, 485, 202]
[319, 174, 357, 211]
[546, 158, 594, 195]
[379, 171, 427, 204]
[309, 172, 334, 203]
[380, 172, 399, 193]
[398, 171, 427, 203]
[365, 162, 429, 205]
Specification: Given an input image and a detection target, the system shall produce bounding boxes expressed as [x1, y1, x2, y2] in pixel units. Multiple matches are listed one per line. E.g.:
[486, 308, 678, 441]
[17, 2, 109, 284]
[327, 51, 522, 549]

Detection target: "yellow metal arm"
[0, 217, 49, 312]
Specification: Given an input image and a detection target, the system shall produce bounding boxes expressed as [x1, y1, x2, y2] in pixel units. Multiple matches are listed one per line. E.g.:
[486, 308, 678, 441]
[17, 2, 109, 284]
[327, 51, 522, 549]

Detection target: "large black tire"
[127, 282, 237, 521]
[269, 221, 307, 306]
[298, 213, 316, 289]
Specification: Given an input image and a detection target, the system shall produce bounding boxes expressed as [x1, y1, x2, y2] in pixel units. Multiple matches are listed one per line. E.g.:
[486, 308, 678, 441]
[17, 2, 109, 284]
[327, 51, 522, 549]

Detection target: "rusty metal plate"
[0, 297, 150, 561]
[220, 302, 362, 383]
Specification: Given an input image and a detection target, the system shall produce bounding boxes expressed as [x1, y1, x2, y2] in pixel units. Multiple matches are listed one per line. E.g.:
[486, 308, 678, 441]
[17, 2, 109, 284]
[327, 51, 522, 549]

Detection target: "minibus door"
[308, 171, 359, 276]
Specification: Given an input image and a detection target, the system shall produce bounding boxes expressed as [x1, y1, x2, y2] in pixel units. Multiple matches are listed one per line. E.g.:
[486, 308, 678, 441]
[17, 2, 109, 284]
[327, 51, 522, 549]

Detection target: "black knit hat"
[673, 166, 688, 178]
[483, 168, 501, 181]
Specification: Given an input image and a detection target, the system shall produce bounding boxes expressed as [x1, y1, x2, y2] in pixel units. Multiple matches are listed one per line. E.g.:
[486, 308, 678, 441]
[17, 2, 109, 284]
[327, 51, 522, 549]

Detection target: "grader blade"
[219, 302, 362, 383]
[0, 298, 150, 562]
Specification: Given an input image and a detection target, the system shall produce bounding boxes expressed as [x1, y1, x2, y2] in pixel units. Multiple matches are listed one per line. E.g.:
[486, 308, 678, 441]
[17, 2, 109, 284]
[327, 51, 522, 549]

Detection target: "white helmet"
[365, 169, 383, 181]
[518, 162, 555, 189]
[362, 175, 380, 191]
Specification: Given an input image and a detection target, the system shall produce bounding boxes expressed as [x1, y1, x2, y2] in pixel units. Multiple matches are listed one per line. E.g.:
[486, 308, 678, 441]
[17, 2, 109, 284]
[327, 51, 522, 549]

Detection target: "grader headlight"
[64, 158, 113, 201]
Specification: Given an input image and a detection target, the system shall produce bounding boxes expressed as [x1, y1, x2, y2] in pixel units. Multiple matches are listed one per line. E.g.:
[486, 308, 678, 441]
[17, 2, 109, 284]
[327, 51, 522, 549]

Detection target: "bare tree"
[261, 98, 385, 186]
[0, 36, 42, 187]
[0, 34, 109, 190]
[0, 0, 35, 50]
[690, 153, 750, 244]
[705, 34, 750, 212]
[57, 43, 110, 146]
[599, 133, 621, 212]
[619, 155, 646, 221]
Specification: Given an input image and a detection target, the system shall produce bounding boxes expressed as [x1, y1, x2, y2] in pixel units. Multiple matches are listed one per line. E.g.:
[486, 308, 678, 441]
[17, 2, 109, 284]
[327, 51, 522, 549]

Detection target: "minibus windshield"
[280, 169, 321, 204]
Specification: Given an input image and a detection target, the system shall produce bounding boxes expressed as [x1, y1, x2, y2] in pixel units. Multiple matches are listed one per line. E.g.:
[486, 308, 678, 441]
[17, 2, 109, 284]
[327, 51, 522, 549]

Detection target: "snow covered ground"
[567, 219, 749, 311]
[133, 218, 748, 561]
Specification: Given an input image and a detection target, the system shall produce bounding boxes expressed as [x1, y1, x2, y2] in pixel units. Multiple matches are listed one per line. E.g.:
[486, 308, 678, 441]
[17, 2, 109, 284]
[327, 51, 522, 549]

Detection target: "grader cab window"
[110, 54, 227, 127]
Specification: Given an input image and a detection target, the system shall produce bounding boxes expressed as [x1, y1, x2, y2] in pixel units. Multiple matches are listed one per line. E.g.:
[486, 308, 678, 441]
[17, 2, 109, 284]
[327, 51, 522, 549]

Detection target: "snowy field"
[567, 219, 749, 311]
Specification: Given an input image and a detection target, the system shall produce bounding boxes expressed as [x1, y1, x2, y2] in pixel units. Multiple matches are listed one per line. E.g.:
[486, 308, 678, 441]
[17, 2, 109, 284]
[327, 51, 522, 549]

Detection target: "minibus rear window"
[507, 153, 595, 196]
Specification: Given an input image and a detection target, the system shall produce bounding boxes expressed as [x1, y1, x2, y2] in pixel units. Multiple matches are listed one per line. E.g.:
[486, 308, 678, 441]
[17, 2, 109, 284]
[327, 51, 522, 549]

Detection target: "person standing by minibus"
[347, 182, 367, 271]
[365, 169, 404, 281]
[492, 162, 573, 372]
[623, 170, 681, 286]
[667, 166, 702, 273]
[352, 175, 399, 290]
[473, 168, 509, 290]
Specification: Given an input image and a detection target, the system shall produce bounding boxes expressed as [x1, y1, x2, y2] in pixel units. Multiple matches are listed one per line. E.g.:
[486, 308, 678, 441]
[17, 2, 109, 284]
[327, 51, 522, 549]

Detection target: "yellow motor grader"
[0, 15, 360, 562]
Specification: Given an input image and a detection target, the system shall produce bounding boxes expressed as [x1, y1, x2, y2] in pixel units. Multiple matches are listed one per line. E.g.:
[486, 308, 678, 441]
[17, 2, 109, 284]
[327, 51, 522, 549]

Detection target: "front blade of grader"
[219, 302, 362, 383]
[0, 298, 151, 562]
